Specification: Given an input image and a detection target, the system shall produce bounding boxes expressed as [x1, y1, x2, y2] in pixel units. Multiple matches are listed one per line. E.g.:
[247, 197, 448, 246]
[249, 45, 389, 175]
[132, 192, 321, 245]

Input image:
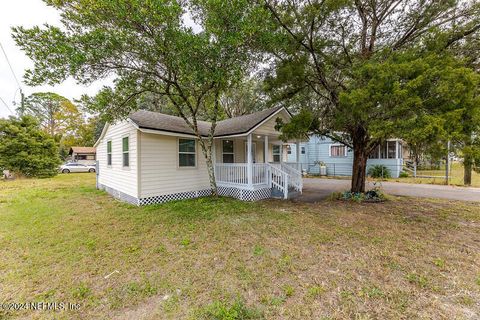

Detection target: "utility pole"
[19, 88, 25, 116]
[445, 140, 450, 185]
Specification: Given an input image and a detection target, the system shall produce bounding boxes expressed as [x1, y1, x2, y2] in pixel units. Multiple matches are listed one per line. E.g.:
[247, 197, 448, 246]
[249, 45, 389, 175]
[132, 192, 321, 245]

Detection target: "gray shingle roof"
[69, 146, 96, 154]
[129, 111, 212, 136]
[129, 106, 287, 137]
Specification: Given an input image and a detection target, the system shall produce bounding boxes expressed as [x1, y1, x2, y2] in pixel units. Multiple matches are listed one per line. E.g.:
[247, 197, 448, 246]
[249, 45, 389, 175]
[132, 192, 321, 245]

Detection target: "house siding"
[139, 132, 211, 198]
[252, 110, 289, 136]
[97, 121, 138, 198]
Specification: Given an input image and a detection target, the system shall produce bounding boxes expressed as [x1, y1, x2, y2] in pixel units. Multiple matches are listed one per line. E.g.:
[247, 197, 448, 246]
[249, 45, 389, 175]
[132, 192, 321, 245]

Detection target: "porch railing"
[215, 163, 248, 186]
[252, 163, 267, 185]
[214, 163, 303, 200]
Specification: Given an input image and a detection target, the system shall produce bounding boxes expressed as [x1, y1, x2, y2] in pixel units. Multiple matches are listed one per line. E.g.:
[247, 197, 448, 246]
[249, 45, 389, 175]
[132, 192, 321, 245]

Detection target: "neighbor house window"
[387, 141, 396, 159]
[77, 155, 87, 160]
[330, 145, 347, 157]
[379, 141, 397, 159]
[122, 137, 129, 167]
[222, 140, 234, 163]
[179, 139, 196, 167]
[107, 141, 112, 166]
[301, 146, 306, 154]
[380, 142, 387, 159]
[369, 145, 380, 159]
[287, 145, 291, 154]
[272, 145, 281, 162]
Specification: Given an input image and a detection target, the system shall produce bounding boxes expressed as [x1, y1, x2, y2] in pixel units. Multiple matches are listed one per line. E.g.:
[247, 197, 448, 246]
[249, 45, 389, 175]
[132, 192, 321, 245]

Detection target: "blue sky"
[0, 0, 108, 118]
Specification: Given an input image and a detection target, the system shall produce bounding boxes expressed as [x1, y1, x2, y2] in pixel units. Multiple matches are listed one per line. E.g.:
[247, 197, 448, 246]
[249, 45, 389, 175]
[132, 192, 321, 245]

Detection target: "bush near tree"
[0, 116, 61, 178]
[368, 165, 392, 179]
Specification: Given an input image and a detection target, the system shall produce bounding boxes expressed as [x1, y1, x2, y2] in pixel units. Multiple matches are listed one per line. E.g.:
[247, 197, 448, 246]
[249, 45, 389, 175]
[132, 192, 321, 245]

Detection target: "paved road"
[296, 178, 480, 203]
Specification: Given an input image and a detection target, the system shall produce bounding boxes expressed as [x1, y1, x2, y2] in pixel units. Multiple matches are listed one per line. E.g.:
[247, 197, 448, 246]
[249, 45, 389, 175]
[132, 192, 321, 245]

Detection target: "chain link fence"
[286, 161, 476, 186]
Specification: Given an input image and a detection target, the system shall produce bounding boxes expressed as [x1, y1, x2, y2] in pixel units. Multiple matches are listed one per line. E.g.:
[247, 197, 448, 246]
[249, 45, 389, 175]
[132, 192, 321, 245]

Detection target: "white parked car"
[60, 163, 96, 173]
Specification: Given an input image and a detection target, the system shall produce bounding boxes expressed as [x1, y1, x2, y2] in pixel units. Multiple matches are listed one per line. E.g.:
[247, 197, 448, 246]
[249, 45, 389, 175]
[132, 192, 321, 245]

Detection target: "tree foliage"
[258, 0, 480, 192]
[13, 0, 263, 192]
[220, 77, 267, 118]
[19, 92, 82, 137]
[0, 116, 61, 178]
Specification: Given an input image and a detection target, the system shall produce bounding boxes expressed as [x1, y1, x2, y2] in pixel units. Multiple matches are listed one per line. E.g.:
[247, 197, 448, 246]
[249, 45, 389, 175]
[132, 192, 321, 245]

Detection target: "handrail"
[266, 163, 288, 199]
[281, 163, 303, 193]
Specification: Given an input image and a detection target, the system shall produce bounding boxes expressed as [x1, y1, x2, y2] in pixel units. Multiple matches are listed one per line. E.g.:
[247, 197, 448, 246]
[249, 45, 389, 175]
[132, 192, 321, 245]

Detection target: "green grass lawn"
[1, 174, 479, 319]
[388, 162, 480, 187]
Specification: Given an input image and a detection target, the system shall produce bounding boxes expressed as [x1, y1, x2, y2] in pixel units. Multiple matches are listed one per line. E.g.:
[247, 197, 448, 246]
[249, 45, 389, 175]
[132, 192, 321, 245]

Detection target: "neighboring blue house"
[286, 135, 405, 178]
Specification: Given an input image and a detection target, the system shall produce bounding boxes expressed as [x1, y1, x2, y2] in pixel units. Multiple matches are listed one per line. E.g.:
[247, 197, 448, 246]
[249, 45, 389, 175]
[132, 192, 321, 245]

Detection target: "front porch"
[212, 132, 304, 200]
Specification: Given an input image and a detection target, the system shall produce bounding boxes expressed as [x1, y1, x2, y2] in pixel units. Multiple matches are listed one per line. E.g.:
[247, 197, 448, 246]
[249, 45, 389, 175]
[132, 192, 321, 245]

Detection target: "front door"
[245, 142, 256, 163]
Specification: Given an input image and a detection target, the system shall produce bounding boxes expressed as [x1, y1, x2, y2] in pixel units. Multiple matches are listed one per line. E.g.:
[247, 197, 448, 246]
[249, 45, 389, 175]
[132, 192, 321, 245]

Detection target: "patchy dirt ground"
[1, 174, 479, 319]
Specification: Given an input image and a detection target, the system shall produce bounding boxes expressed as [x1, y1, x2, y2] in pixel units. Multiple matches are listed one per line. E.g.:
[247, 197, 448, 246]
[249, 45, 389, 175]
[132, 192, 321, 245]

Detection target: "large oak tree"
[258, 0, 480, 192]
[13, 0, 261, 194]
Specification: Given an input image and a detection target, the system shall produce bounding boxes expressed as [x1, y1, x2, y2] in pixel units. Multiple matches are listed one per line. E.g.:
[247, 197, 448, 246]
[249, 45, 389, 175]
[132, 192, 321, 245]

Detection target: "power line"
[0, 96, 14, 115]
[0, 41, 22, 89]
[0, 41, 24, 114]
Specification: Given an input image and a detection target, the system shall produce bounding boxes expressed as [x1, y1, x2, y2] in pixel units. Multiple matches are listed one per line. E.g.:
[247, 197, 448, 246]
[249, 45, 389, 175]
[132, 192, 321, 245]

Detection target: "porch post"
[296, 141, 300, 167]
[212, 140, 216, 164]
[264, 135, 269, 163]
[264, 135, 269, 185]
[247, 134, 253, 187]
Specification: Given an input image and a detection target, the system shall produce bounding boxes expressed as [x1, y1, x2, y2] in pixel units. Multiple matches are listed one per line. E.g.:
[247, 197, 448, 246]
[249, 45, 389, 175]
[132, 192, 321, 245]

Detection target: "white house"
[94, 106, 303, 205]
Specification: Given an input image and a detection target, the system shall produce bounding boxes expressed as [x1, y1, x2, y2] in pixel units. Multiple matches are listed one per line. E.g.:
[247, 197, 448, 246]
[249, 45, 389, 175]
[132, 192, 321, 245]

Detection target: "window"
[330, 145, 347, 157]
[122, 137, 129, 167]
[287, 145, 292, 154]
[380, 142, 387, 159]
[77, 155, 87, 160]
[378, 141, 396, 159]
[179, 139, 196, 167]
[222, 140, 234, 163]
[369, 145, 380, 159]
[301, 146, 306, 154]
[387, 141, 396, 159]
[272, 145, 281, 163]
[107, 141, 112, 166]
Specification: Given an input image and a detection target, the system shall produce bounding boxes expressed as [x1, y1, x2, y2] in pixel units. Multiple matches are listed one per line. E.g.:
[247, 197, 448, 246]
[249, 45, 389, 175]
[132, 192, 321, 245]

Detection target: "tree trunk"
[464, 154, 472, 186]
[350, 127, 369, 193]
[351, 147, 368, 193]
[198, 137, 218, 196]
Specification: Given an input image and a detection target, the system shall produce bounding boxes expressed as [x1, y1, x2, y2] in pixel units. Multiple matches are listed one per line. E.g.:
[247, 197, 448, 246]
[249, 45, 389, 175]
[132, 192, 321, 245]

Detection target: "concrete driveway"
[296, 177, 480, 203]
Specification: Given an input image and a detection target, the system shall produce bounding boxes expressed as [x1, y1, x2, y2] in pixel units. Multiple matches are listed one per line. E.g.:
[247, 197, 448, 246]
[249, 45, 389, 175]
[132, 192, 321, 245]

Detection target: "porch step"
[271, 187, 301, 199]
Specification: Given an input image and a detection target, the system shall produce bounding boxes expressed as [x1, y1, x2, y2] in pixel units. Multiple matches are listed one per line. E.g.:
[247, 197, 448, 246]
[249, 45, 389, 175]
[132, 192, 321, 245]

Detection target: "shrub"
[337, 187, 385, 202]
[0, 116, 61, 178]
[399, 171, 409, 178]
[368, 165, 392, 179]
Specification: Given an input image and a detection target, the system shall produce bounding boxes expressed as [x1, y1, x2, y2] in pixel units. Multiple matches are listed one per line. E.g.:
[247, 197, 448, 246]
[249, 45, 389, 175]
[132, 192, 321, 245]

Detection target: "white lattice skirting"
[139, 189, 213, 206]
[99, 184, 272, 206]
[217, 186, 272, 202]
